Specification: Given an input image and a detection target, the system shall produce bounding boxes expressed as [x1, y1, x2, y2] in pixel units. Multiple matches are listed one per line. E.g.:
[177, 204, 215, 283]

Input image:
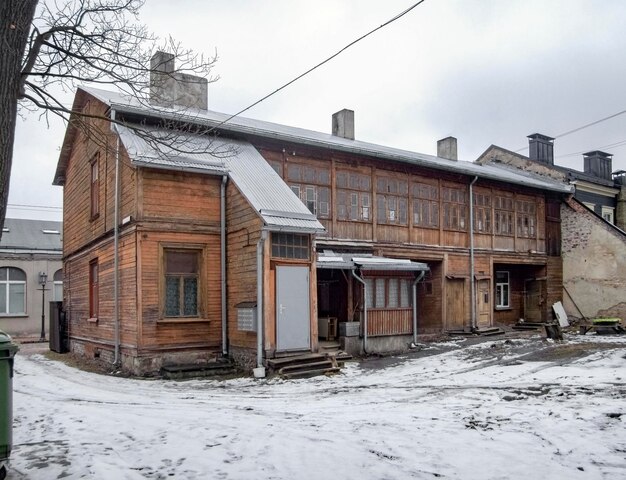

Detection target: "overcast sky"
[11, 0, 626, 221]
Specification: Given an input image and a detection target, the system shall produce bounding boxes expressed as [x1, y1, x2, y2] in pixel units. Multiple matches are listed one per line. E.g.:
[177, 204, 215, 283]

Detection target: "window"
[473, 193, 491, 233]
[411, 182, 439, 228]
[336, 170, 371, 221]
[89, 260, 99, 318]
[376, 176, 408, 225]
[90, 153, 100, 219]
[442, 187, 467, 231]
[601, 206, 615, 224]
[364, 277, 412, 309]
[286, 163, 330, 218]
[0, 267, 26, 315]
[271, 233, 310, 260]
[164, 250, 200, 317]
[516, 200, 537, 238]
[494, 196, 514, 236]
[53, 269, 63, 302]
[495, 271, 510, 309]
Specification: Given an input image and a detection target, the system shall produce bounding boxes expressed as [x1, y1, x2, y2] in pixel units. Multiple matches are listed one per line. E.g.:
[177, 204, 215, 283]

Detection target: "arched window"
[53, 269, 63, 302]
[0, 267, 26, 315]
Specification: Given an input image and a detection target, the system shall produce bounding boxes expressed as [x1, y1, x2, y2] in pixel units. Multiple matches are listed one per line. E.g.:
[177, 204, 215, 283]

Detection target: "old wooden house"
[53, 53, 572, 375]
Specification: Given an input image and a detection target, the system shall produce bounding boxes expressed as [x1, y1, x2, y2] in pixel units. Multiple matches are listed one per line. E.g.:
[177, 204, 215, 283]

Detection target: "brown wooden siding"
[366, 309, 412, 336]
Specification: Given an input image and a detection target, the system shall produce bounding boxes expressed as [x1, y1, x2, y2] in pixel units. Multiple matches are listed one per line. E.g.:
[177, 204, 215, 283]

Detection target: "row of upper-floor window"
[273, 161, 542, 238]
[0, 267, 63, 315]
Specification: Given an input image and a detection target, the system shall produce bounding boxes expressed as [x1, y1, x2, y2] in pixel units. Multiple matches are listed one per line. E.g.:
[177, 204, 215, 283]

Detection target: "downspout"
[111, 117, 121, 366]
[351, 269, 368, 354]
[221, 175, 228, 356]
[411, 270, 426, 346]
[255, 230, 268, 377]
[469, 176, 478, 332]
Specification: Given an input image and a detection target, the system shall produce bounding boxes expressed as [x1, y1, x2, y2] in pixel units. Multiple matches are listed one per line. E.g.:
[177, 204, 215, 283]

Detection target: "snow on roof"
[80, 86, 573, 195]
[317, 252, 428, 272]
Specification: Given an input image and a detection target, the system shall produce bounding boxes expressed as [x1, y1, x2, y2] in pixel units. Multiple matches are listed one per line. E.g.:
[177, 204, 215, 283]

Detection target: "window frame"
[89, 259, 99, 319]
[411, 181, 439, 229]
[516, 200, 537, 238]
[376, 176, 409, 226]
[90, 152, 100, 220]
[495, 271, 510, 309]
[162, 248, 203, 319]
[53, 269, 63, 302]
[336, 170, 371, 222]
[364, 276, 412, 310]
[286, 162, 331, 219]
[601, 206, 615, 224]
[0, 267, 26, 316]
[270, 233, 310, 260]
[442, 186, 467, 231]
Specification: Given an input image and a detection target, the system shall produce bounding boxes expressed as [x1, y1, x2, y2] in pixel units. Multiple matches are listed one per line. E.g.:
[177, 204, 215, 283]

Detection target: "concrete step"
[160, 360, 237, 380]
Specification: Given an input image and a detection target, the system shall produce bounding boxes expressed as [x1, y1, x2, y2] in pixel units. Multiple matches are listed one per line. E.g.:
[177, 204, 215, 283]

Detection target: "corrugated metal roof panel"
[82, 86, 573, 194]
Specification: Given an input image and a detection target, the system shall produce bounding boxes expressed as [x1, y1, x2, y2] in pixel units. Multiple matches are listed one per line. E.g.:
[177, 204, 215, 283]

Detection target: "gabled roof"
[0, 219, 63, 252]
[56, 86, 572, 195]
[115, 125, 323, 233]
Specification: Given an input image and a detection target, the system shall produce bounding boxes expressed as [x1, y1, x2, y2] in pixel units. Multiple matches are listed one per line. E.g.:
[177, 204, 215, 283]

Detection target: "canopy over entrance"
[317, 251, 429, 273]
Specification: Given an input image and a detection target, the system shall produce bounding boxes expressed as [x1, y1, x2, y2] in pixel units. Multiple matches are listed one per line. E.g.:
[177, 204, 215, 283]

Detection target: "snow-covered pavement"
[9, 334, 626, 479]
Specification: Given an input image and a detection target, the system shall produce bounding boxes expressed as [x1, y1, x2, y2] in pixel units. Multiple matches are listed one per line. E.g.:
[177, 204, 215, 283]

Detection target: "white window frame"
[601, 206, 615, 224]
[495, 271, 510, 309]
[0, 267, 26, 315]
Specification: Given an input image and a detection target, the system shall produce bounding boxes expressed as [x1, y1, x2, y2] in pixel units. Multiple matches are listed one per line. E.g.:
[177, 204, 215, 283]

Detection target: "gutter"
[469, 176, 478, 332]
[411, 271, 427, 345]
[221, 175, 228, 356]
[111, 115, 121, 367]
[351, 269, 368, 354]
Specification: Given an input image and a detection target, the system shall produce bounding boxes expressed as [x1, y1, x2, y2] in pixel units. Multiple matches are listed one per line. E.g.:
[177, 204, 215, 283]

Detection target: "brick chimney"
[583, 151, 613, 180]
[528, 133, 554, 165]
[437, 136, 458, 161]
[332, 109, 355, 140]
[150, 51, 208, 110]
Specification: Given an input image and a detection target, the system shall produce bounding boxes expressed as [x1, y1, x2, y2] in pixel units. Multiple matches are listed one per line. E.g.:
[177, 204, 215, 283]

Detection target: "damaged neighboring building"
[53, 52, 573, 376]
[477, 134, 626, 321]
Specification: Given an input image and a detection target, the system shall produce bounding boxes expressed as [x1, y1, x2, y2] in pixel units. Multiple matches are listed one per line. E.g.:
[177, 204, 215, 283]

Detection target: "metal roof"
[317, 252, 428, 272]
[116, 124, 324, 234]
[79, 86, 573, 195]
[0, 219, 63, 252]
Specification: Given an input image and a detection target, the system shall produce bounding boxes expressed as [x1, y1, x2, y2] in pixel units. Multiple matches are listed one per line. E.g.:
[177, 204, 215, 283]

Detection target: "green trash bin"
[0, 331, 18, 480]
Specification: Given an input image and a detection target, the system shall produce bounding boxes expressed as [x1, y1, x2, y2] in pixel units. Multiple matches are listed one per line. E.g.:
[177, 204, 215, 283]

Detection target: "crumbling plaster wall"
[476, 146, 567, 182]
[561, 199, 626, 321]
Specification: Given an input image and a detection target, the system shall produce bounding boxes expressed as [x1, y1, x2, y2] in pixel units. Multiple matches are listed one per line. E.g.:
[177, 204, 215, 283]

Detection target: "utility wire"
[7, 203, 63, 211]
[513, 107, 626, 153]
[206, 0, 427, 134]
[555, 138, 626, 159]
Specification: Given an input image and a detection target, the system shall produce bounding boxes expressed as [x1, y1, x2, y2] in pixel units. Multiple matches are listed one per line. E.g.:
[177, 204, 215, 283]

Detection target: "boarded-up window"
[89, 260, 98, 318]
[90, 153, 99, 219]
[164, 250, 200, 317]
[377, 176, 408, 225]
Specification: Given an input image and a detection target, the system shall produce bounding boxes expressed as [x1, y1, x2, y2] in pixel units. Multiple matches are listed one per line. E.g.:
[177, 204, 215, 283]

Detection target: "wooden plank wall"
[226, 183, 263, 351]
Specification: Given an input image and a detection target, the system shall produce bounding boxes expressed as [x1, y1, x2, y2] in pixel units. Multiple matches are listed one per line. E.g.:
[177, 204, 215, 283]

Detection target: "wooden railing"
[365, 309, 413, 336]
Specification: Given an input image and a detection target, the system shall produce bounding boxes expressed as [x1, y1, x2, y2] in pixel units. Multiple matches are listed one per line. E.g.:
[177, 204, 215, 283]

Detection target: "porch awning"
[317, 252, 428, 273]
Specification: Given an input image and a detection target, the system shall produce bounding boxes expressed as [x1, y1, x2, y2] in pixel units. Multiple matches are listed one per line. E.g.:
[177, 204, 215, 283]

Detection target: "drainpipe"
[469, 176, 478, 332]
[111, 118, 121, 366]
[221, 175, 228, 356]
[351, 269, 368, 354]
[411, 270, 426, 346]
[255, 230, 268, 377]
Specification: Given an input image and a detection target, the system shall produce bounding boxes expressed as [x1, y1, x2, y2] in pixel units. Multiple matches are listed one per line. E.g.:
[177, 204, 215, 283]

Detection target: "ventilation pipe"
[411, 270, 426, 346]
[221, 175, 228, 356]
[469, 176, 478, 332]
[254, 230, 268, 378]
[351, 269, 368, 354]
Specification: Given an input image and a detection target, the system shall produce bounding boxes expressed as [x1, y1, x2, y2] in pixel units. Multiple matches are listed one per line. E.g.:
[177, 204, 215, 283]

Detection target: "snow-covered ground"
[8, 334, 626, 479]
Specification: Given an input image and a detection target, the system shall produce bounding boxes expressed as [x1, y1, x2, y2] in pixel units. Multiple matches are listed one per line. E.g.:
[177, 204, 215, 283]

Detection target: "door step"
[160, 359, 237, 380]
[267, 351, 352, 379]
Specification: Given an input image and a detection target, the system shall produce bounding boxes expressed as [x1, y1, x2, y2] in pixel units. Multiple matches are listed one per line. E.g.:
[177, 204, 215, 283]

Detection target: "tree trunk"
[0, 0, 39, 239]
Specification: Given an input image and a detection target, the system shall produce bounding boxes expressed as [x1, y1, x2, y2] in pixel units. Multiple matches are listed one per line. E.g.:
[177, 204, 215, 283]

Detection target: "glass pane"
[388, 279, 399, 308]
[0, 286, 6, 314]
[400, 280, 410, 308]
[365, 279, 374, 309]
[54, 269, 63, 282]
[9, 284, 25, 314]
[9, 268, 25, 281]
[375, 278, 386, 308]
[166, 251, 197, 274]
[183, 277, 198, 316]
[54, 283, 63, 302]
[165, 277, 180, 316]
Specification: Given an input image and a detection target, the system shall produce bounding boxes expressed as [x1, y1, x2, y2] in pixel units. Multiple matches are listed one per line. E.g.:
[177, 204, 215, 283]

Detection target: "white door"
[276, 266, 310, 351]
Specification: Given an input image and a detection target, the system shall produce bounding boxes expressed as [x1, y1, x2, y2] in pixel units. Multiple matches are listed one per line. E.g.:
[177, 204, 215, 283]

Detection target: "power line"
[555, 138, 626, 159]
[514, 107, 626, 153]
[7, 203, 63, 211]
[207, 0, 427, 134]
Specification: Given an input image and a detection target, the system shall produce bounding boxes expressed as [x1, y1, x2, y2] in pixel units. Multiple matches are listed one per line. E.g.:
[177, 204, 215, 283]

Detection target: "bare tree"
[0, 0, 218, 238]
